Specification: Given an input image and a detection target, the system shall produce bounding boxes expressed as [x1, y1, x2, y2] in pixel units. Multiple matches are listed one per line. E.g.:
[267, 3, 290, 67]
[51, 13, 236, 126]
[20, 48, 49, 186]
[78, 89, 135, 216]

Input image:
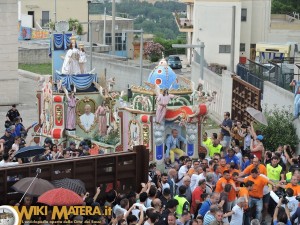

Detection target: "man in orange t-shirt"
[215, 170, 238, 210]
[219, 158, 229, 175]
[277, 175, 300, 196]
[240, 157, 267, 176]
[243, 168, 275, 221]
[238, 180, 254, 225]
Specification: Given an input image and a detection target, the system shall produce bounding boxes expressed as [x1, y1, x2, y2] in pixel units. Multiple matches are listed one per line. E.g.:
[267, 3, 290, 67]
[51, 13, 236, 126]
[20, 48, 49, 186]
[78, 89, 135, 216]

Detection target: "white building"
[177, 0, 300, 71]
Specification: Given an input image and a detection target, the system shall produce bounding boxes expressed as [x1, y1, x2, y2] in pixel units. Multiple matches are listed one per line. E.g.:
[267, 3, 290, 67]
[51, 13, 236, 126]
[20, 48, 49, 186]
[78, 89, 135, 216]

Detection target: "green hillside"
[89, 0, 186, 39]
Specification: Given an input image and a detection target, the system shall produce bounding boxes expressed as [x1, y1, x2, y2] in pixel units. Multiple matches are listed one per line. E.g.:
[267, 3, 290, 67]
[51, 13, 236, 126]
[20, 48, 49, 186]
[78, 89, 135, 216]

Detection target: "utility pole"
[122, 29, 144, 85]
[87, 1, 91, 42]
[54, 0, 57, 23]
[111, 0, 116, 54]
[230, 6, 236, 72]
[103, 7, 106, 45]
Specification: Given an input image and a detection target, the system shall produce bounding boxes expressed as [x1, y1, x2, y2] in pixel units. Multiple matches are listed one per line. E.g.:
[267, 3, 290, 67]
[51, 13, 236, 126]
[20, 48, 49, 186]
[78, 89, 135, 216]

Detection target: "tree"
[256, 106, 299, 151]
[68, 18, 83, 35]
[144, 41, 165, 62]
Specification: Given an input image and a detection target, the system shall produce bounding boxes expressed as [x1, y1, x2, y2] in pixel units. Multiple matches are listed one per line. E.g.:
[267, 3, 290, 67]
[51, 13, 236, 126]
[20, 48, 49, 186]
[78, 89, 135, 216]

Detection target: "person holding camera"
[277, 175, 300, 196]
[273, 197, 292, 225]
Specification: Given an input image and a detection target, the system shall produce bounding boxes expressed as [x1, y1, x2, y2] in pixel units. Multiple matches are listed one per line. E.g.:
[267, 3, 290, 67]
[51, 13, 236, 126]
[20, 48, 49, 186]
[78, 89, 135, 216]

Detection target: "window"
[219, 45, 231, 53]
[105, 33, 127, 51]
[240, 43, 246, 52]
[42, 11, 50, 27]
[241, 8, 247, 21]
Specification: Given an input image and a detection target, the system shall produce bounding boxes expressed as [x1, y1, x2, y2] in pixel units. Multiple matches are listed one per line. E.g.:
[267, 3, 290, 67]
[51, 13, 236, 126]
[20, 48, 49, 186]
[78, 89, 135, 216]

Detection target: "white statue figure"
[78, 44, 87, 74]
[61, 36, 81, 75]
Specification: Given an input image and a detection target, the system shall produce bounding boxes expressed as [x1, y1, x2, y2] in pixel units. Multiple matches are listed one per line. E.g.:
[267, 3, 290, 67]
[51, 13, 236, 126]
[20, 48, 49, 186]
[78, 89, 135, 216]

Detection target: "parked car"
[167, 55, 182, 69]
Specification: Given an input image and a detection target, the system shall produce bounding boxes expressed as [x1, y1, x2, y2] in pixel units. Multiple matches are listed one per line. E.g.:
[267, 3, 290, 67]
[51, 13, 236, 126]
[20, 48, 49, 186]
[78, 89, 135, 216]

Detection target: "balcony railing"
[174, 13, 193, 32]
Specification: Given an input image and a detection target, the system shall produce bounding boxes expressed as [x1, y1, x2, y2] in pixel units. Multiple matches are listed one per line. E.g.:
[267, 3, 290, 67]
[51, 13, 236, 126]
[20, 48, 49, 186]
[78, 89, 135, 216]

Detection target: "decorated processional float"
[33, 22, 217, 164]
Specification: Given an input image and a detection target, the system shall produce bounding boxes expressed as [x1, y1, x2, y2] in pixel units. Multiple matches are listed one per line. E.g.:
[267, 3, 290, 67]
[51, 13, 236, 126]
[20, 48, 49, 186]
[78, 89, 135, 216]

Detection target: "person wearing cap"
[158, 199, 178, 225]
[250, 134, 264, 160]
[225, 148, 240, 169]
[6, 104, 20, 122]
[67, 141, 77, 151]
[0, 128, 14, 150]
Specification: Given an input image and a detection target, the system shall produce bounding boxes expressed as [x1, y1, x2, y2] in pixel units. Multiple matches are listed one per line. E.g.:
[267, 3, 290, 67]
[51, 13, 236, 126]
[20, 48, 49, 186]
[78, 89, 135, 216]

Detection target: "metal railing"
[237, 58, 300, 93]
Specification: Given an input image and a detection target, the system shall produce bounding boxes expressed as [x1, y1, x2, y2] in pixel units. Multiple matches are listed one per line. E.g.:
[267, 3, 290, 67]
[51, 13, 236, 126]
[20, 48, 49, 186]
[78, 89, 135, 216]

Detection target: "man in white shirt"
[223, 197, 245, 225]
[161, 173, 170, 191]
[177, 158, 192, 187]
[0, 153, 20, 167]
[79, 104, 95, 131]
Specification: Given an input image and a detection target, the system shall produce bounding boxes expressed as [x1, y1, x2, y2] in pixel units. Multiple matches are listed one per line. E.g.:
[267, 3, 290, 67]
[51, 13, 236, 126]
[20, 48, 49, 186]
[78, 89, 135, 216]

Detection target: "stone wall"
[192, 62, 232, 123]
[19, 48, 51, 64]
[0, 0, 19, 105]
[89, 55, 152, 91]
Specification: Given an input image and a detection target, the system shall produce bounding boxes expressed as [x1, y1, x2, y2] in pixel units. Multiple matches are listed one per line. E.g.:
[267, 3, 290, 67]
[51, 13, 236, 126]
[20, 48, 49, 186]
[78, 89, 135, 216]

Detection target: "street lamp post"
[103, 7, 106, 45]
[87, 1, 91, 42]
[122, 29, 144, 85]
[54, 0, 57, 23]
[112, 0, 116, 54]
[172, 43, 205, 148]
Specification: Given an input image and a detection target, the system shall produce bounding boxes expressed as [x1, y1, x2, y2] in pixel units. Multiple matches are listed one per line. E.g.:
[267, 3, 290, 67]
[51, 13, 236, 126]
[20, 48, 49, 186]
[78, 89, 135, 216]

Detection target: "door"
[28, 11, 34, 28]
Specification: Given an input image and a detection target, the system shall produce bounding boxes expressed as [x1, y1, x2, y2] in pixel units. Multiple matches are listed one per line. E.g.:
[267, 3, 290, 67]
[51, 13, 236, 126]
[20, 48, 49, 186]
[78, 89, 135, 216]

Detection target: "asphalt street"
[0, 75, 38, 139]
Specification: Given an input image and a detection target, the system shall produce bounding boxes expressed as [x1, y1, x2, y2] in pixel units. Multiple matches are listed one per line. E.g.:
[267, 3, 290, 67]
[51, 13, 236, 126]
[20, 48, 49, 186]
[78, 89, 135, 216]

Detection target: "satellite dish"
[55, 21, 69, 33]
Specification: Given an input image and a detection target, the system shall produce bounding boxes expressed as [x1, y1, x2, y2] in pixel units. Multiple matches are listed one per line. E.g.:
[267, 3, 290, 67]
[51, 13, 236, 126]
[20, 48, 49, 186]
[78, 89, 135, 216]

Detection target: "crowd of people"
[2, 106, 300, 225]
[0, 105, 106, 167]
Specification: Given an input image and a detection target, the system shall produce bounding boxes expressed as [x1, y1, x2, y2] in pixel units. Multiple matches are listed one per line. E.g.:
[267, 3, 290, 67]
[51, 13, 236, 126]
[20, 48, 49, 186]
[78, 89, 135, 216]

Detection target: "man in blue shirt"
[225, 148, 240, 169]
[220, 112, 232, 147]
[165, 129, 187, 164]
[198, 192, 220, 217]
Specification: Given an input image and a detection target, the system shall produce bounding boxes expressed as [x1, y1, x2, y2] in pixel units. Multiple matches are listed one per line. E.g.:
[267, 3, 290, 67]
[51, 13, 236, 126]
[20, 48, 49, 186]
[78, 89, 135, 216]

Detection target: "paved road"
[0, 75, 38, 139]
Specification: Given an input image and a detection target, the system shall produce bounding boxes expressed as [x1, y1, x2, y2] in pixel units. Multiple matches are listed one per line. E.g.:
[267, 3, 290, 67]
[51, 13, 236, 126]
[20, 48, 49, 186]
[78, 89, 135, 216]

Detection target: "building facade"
[89, 15, 134, 58]
[0, 0, 19, 105]
[179, 0, 300, 71]
[19, 0, 88, 31]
